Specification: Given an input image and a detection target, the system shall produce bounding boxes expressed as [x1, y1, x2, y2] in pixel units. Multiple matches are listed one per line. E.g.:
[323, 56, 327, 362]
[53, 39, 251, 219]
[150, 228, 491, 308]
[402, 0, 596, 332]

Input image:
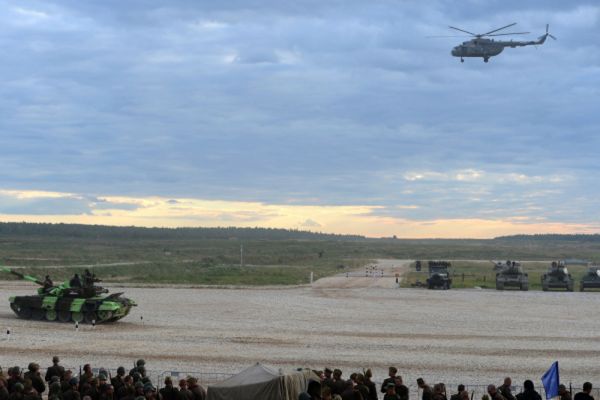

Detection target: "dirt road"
[1, 259, 599, 391]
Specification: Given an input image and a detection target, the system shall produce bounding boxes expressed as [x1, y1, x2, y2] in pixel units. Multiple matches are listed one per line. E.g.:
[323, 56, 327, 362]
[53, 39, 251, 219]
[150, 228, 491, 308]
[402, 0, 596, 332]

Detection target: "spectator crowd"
[1, 359, 596, 400]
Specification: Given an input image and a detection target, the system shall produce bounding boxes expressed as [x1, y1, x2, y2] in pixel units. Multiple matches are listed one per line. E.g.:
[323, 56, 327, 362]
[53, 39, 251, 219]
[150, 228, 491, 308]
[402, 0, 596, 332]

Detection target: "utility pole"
[240, 244, 244, 267]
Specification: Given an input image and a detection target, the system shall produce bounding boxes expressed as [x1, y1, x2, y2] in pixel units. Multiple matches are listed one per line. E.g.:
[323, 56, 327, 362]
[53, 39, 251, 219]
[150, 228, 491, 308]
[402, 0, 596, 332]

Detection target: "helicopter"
[438, 23, 556, 63]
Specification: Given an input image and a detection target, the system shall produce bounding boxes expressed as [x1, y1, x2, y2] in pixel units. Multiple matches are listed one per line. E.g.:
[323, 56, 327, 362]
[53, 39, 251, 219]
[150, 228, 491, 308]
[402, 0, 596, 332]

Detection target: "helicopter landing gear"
[483, 57, 489, 63]
[460, 57, 464, 63]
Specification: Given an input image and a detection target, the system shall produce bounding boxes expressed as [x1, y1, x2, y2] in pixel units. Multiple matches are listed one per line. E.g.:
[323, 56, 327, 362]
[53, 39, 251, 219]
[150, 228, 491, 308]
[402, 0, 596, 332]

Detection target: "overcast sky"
[0, 1, 599, 237]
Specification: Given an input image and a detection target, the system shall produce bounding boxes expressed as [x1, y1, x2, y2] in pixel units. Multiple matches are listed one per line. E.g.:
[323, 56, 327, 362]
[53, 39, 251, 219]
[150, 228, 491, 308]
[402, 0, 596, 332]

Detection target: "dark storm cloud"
[0, 0, 599, 224]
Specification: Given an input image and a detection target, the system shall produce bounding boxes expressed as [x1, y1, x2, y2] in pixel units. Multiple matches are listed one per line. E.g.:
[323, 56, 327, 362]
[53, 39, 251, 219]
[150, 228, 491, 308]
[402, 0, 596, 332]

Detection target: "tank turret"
[1, 266, 136, 323]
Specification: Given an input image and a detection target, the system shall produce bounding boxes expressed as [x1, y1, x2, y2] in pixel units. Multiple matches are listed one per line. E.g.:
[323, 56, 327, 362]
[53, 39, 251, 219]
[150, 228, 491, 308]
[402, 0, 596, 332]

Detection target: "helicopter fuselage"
[451, 38, 504, 59]
[451, 35, 548, 62]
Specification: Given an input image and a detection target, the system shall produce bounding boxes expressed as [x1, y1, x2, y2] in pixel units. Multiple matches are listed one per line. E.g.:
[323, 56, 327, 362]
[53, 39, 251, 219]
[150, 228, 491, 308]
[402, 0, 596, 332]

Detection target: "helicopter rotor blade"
[548, 34, 557, 40]
[483, 22, 517, 35]
[448, 26, 477, 36]
[426, 35, 471, 38]
[486, 32, 530, 37]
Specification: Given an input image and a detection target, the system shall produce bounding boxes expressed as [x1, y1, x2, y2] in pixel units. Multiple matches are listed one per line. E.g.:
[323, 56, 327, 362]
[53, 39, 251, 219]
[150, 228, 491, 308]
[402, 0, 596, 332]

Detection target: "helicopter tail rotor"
[546, 24, 557, 40]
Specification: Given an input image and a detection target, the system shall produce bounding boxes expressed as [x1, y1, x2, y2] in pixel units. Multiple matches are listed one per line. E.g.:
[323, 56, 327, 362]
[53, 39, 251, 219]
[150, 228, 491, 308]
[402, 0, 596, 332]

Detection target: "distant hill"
[0, 222, 366, 241]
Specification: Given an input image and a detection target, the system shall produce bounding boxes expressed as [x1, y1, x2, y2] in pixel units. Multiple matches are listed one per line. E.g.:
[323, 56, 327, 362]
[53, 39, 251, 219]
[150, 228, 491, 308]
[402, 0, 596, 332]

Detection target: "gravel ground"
[1, 260, 599, 391]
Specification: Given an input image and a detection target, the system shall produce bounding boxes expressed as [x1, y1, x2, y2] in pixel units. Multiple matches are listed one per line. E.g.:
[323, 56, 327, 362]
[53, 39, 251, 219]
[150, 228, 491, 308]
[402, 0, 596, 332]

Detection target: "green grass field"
[2, 223, 600, 287]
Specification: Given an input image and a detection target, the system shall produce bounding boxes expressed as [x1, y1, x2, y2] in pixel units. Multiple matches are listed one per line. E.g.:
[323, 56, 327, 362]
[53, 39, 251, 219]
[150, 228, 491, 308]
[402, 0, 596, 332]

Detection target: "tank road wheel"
[18, 307, 32, 319]
[31, 309, 45, 320]
[97, 310, 113, 321]
[45, 310, 57, 321]
[84, 312, 97, 324]
[72, 312, 84, 323]
[58, 310, 71, 322]
[542, 285, 549, 292]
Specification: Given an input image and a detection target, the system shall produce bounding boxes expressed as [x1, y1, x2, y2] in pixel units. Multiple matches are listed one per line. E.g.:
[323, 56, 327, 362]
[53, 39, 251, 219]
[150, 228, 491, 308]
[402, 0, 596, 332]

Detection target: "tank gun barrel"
[0, 266, 44, 286]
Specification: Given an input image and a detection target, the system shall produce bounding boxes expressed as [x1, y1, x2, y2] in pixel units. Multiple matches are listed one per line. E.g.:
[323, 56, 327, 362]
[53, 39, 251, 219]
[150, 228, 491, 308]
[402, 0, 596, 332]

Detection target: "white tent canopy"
[207, 363, 318, 400]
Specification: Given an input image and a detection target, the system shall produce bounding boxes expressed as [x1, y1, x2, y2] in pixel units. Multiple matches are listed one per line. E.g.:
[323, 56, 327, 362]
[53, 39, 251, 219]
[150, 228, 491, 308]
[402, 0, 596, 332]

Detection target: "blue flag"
[542, 361, 560, 399]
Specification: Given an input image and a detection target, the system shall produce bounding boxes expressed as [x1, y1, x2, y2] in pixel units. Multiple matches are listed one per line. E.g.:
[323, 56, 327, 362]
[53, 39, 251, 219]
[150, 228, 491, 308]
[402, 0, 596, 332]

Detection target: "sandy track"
[1, 259, 600, 391]
[312, 259, 408, 289]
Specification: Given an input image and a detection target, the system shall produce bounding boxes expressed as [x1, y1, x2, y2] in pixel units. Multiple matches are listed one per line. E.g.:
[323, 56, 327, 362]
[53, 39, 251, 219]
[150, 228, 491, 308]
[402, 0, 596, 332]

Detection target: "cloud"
[0, 188, 597, 238]
[0, 1, 598, 235]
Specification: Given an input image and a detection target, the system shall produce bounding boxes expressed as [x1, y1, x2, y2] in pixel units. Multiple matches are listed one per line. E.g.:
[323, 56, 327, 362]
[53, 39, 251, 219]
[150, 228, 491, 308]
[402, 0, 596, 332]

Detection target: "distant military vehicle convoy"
[1, 267, 136, 323]
[426, 261, 452, 290]
[541, 261, 574, 291]
[580, 266, 600, 291]
[495, 260, 528, 291]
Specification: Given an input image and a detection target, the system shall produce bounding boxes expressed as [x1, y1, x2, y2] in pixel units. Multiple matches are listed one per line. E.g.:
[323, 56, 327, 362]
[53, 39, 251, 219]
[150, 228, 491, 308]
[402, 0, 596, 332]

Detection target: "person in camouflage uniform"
[498, 378, 515, 400]
[24, 364, 45, 395]
[177, 380, 192, 400]
[45, 357, 65, 383]
[158, 378, 178, 400]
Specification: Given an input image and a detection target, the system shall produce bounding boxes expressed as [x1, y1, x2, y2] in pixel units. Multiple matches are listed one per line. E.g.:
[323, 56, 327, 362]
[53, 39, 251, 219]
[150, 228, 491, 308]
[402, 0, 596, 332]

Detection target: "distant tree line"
[0, 222, 366, 241]
[495, 234, 600, 243]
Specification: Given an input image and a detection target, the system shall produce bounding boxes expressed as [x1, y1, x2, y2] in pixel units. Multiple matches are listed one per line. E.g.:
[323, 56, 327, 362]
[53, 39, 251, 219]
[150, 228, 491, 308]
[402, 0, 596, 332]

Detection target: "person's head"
[583, 382, 593, 393]
[164, 377, 172, 387]
[178, 379, 187, 390]
[124, 375, 133, 385]
[349, 373, 357, 383]
[417, 378, 426, 388]
[364, 369, 372, 379]
[52, 356, 60, 365]
[504, 378, 512, 387]
[487, 385, 497, 396]
[458, 385, 465, 392]
[387, 383, 396, 394]
[523, 381, 534, 392]
[49, 382, 61, 394]
[14, 383, 24, 393]
[83, 364, 91, 373]
[28, 363, 39, 373]
[434, 384, 444, 394]
[324, 368, 332, 378]
[117, 367, 125, 377]
[559, 385, 567, 394]
[389, 367, 398, 377]
[186, 376, 198, 387]
[333, 369, 342, 380]
[69, 377, 79, 389]
[64, 370, 73, 380]
[355, 374, 364, 385]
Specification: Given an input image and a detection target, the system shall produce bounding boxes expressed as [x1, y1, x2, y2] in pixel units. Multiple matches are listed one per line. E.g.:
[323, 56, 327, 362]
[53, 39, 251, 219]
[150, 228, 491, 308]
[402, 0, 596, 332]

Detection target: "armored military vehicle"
[426, 261, 452, 290]
[1, 267, 136, 323]
[495, 260, 528, 290]
[580, 266, 600, 291]
[541, 261, 574, 291]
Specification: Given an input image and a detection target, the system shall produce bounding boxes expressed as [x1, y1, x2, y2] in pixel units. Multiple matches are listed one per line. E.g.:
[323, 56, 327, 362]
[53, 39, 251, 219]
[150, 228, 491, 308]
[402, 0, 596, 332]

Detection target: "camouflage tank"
[426, 261, 452, 290]
[541, 261, 574, 291]
[1, 267, 136, 323]
[495, 260, 528, 290]
[580, 266, 600, 291]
